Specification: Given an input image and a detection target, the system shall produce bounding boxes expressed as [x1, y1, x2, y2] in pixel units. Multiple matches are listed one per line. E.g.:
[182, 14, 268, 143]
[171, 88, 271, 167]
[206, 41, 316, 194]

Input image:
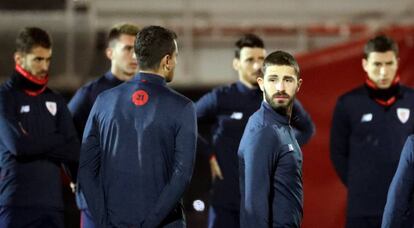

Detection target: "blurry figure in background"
[239, 50, 304, 228]
[196, 34, 315, 227]
[382, 135, 414, 228]
[68, 23, 139, 228]
[0, 27, 79, 227]
[78, 25, 197, 227]
[330, 35, 414, 228]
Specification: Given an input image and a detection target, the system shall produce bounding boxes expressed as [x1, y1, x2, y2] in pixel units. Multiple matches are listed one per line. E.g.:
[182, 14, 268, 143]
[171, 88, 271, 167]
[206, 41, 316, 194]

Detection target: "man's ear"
[14, 52, 23, 65]
[105, 47, 113, 61]
[166, 54, 172, 65]
[233, 58, 240, 71]
[160, 54, 170, 72]
[362, 58, 368, 73]
[257, 77, 264, 91]
[296, 78, 303, 92]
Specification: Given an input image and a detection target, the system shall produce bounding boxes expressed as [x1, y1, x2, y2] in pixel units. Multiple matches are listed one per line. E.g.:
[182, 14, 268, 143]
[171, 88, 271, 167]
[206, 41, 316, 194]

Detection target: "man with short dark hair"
[70, 23, 139, 135]
[330, 35, 414, 227]
[238, 50, 304, 227]
[68, 23, 139, 228]
[196, 34, 314, 227]
[0, 27, 79, 227]
[78, 25, 197, 227]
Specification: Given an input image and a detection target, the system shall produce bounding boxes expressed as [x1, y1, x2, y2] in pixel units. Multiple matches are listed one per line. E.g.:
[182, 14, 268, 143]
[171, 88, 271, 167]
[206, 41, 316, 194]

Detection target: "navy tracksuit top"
[382, 135, 414, 228]
[69, 71, 123, 138]
[0, 71, 79, 209]
[196, 81, 314, 210]
[330, 85, 414, 218]
[78, 73, 197, 227]
[68, 71, 123, 209]
[238, 102, 303, 228]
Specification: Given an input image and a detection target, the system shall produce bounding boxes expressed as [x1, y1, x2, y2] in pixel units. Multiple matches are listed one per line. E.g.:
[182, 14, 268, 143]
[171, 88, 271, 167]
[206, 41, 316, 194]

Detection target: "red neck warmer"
[364, 75, 400, 107]
[15, 64, 48, 96]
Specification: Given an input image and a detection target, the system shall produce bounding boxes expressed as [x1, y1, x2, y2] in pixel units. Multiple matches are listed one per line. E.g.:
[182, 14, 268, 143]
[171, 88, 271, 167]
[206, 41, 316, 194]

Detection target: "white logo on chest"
[20, 105, 30, 113]
[45, 101, 57, 116]
[230, 112, 243, 120]
[361, 113, 373, 122]
[288, 144, 294, 151]
[397, 108, 410, 124]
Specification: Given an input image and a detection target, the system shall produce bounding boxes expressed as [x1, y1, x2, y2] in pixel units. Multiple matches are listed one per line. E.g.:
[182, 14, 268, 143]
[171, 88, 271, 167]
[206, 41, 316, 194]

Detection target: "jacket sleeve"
[0, 91, 65, 157]
[68, 86, 92, 138]
[291, 99, 315, 146]
[329, 97, 350, 186]
[67, 86, 93, 182]
[382, 135, 414, 228]
[143, 102, 197, 228]
[240, 127, 277, 227]
[46, 99, 80, 181]
[78, 101, 106, 226]
[47, 99, 80, 162]
[195, 90, 218, 123]
[195, 90, 218, 157]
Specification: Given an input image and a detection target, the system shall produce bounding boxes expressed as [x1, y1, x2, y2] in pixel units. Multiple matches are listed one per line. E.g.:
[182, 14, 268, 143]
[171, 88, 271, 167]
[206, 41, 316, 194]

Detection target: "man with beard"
[196, 34, 314, 227]
[238, 50, 303, 227]
[68, 23, 139, 228]
[78, 25, 197, 227]
[0, 27, 79, 227]
[330, 35, 414, 227]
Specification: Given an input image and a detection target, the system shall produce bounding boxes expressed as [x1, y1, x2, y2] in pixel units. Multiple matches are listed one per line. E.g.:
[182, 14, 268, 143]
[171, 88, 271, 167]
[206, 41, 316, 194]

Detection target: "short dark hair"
[261, 51, 300, 78]
[364, 35, 399, 59]
[15, 27, 52, 53]
[134, 25, 177, 71]
[108, 23, 140, 47]
[235, 34, 265, 58]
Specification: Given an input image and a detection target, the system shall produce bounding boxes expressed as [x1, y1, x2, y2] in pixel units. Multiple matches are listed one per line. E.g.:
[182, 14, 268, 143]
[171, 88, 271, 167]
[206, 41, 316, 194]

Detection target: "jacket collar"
[134, 72, 166, 86]
[262, 101, 290, 126]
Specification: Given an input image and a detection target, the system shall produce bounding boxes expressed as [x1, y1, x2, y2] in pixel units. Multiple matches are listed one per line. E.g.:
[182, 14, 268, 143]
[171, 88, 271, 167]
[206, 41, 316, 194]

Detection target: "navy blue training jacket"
[238, 102, 303, 228]
[69, 71, 123, 138]
[68, 71, 123, 209]
[78, 73, 197, 227]
[330, 85, 414, 218]
[196, 81, 314, 210]
[382, 135, 414, 228]
[0, 71, 79, 209]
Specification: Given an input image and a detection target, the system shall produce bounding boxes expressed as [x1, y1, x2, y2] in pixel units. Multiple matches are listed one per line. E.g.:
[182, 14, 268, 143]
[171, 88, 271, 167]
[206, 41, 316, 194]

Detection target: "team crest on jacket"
[397, 108, 410, 124]
[46, 101, 57, 116]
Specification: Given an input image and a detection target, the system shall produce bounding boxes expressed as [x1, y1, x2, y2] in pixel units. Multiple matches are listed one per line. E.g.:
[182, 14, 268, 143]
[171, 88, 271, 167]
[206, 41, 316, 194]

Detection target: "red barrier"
[295, 26, 414, 228]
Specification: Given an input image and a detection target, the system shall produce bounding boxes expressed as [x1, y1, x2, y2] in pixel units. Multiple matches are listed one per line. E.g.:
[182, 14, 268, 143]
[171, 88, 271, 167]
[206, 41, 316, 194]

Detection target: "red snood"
[15, 64, 48, 96]
[364, 75, 400, 107]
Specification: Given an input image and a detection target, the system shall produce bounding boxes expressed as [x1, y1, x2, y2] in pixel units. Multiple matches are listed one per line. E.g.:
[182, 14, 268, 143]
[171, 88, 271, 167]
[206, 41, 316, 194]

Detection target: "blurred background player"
[330, 35, 414, 228]
[0, 27, 79, 228]
[68, 23, 139, 228]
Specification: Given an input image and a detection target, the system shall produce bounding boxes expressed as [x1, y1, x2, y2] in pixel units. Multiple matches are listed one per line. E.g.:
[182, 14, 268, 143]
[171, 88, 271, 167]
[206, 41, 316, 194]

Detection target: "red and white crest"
[46, 101, 57, 116]
[397, 108, 410, 124]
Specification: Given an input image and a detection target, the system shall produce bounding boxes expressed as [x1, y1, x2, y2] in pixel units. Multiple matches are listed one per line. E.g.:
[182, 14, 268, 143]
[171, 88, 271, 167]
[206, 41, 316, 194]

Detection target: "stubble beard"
[264, 88, 294, 116]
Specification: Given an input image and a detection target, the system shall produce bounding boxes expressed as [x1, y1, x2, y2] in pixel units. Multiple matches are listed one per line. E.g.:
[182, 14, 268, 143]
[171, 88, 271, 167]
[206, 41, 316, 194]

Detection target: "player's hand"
[209, 155, 223, 181]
